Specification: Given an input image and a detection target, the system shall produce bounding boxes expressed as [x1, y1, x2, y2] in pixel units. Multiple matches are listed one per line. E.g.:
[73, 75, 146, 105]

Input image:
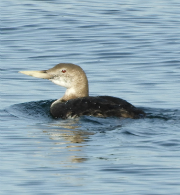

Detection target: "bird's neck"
[61, 83, 89, 102]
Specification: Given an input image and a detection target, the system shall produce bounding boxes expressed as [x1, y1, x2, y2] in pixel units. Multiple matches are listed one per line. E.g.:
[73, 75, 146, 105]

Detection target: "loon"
[19, 63, 145, 119]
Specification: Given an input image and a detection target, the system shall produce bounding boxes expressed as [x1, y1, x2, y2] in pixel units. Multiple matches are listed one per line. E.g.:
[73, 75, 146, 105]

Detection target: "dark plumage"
[50, 96, 145, 119]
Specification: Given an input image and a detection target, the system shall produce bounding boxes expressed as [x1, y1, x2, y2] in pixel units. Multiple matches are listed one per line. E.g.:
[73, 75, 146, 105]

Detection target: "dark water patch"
[7, 100, 54, 122]
[28, 54, 62, 59]
[144, 107, 180, 121]
[121, 129, 139, 137]
[0, 109, 18, 121]
[1, 27, 20, 32]
[157, 139, 180, 149]
[80, 115, 104, 125]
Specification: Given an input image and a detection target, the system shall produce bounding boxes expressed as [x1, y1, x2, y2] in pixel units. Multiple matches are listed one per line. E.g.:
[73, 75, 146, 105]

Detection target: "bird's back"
[50, 96, 145, 119]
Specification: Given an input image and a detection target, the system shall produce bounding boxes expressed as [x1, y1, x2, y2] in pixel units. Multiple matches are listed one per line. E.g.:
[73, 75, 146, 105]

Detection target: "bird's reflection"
[42, 118, 95, 164]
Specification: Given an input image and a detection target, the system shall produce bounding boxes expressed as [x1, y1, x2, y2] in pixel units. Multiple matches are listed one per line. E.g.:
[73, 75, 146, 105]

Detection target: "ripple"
[7, 100, 54, 121]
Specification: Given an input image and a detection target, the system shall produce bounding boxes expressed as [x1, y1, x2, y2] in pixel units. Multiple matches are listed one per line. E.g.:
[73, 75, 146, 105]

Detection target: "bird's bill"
[19, 70, 52, 79]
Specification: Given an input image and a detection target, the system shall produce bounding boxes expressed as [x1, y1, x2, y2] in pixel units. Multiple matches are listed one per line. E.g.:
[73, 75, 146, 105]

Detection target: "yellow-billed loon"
[19, 63, 145, 119]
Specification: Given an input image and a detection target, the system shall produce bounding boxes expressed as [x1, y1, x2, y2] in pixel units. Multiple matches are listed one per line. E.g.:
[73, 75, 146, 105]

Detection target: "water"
[1, 0, 180, 194]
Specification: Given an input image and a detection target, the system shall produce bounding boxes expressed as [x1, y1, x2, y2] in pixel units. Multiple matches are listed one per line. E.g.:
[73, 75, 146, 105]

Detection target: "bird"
[19, 63, 145, 119]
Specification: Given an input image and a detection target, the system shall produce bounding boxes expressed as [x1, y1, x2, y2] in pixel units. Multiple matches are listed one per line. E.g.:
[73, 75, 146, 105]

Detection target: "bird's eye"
[62, 70, 66, 73]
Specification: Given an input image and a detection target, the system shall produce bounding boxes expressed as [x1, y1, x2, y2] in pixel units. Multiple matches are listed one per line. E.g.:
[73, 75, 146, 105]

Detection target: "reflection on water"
[40, 119, 94, 164]
[48, 129, 93, 143]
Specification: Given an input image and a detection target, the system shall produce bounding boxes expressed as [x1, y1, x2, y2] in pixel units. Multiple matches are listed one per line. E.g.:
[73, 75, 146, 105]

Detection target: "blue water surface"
[1, 0, 180, 194]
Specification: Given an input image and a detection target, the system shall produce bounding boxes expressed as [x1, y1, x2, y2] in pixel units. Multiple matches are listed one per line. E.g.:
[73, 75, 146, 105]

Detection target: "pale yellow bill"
[19, 70, 52, 79]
